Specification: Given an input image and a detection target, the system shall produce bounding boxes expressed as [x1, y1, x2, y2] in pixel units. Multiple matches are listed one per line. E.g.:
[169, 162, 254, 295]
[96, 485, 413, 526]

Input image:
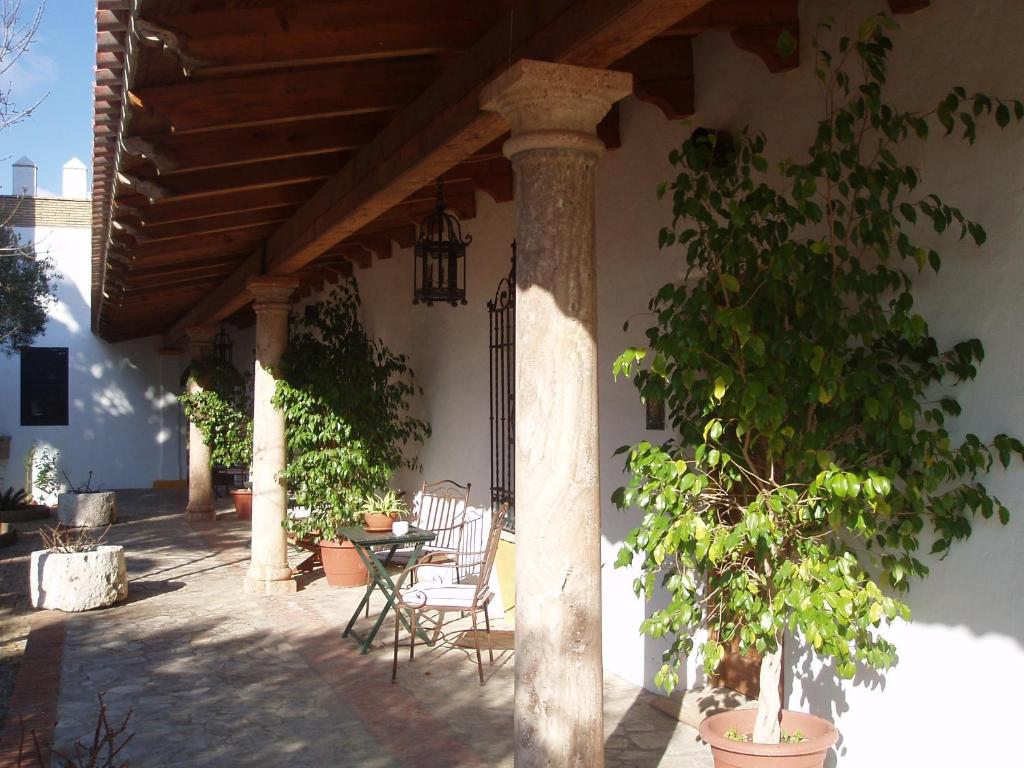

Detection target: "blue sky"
[1, 1, 95, 197]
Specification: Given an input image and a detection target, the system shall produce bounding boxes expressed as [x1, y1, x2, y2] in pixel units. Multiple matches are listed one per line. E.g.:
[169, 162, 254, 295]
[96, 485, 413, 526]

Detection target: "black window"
[20, 347, 69, 426]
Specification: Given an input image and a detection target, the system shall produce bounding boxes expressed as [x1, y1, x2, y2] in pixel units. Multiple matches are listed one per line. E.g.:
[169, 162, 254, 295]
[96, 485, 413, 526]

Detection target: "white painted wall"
[0, 182, 186, 493]
[673, 1, 1024, 764]
[277, 2, 1024, 762]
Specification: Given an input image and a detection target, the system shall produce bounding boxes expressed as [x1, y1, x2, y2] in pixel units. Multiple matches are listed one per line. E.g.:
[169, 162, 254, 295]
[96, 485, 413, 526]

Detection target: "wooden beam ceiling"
[144, 0, 516, 75]
[163, 0, 719, 344]
[132, 58, 446, 134]
[95, 0, 915, 342]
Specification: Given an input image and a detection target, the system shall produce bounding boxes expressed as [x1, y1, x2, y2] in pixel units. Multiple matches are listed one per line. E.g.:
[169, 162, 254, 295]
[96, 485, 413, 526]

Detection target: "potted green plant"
[276, 280, 429, 587]
[360, 489, 409, 532]
[179, 356, 254, 519]
[613, 16, 1024, 767]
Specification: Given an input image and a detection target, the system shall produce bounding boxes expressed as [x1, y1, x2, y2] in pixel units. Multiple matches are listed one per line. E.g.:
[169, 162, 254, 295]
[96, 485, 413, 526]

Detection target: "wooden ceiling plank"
[147, 0, 513, 74]
[128, 182, 324, 227]
[158, 0, 717, 343]
[132, 152, 351, 203]
[125, 112, 391, 173]
[132, 59, 447, 134]
[137, 205, 299, 242]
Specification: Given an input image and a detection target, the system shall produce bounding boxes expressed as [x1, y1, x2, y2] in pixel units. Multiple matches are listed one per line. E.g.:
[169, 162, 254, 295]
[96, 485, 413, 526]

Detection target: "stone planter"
[30, 545, 128, 612]
[57, 491, 117, 528]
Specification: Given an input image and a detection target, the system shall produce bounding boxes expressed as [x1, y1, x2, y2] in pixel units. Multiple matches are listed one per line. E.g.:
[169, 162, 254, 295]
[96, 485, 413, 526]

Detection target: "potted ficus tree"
[613, 15, 1024, 767]
[179, 356, 254, 519]
[276, 280, 429, 587]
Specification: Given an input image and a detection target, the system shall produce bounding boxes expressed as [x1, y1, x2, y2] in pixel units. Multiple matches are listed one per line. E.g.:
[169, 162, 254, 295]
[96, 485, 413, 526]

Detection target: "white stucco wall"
[628, 1, 1024, 764]
[277, 1, 1022, 763]
[0, 210, 186, 493]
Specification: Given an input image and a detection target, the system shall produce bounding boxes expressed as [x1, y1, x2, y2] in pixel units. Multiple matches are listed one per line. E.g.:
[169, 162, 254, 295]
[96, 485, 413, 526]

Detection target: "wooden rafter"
[163, 0, 716, 344]
[144, 0, 515, 75]
[132, 58, 448, 134]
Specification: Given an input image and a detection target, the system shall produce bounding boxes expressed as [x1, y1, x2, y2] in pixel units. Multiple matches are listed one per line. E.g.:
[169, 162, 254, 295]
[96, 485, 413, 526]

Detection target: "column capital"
[481, 60, 632, 156]
[247, 276, 300, 309]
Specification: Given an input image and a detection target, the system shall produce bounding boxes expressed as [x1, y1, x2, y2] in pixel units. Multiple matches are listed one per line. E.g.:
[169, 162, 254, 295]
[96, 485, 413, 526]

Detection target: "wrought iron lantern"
[413, 181, 471, 306]
[213, 325, 233, 363]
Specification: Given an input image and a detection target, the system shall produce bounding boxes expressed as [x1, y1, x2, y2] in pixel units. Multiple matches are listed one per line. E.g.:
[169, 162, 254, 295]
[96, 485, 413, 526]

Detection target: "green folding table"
[339, 524, 436, 654]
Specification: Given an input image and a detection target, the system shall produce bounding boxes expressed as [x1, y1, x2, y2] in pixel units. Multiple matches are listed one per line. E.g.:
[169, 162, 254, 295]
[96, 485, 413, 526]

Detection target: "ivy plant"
[613, 15, 1024, 743]
[275, 279, 429, 543]
[179, 356, 253, 470]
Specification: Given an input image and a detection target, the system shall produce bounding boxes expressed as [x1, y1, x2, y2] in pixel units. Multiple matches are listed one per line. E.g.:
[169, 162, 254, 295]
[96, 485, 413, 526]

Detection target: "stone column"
[184, 325, 218, 521]
[482, 61, 632, 767]
[243, 276, 300, 595]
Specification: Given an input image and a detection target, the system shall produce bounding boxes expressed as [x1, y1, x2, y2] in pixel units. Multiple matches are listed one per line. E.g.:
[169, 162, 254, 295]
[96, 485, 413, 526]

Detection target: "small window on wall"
[20, 347, 69, 426]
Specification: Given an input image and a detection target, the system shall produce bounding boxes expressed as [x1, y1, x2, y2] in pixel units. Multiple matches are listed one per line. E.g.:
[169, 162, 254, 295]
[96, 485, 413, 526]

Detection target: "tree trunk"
[752, 645, 783, 743]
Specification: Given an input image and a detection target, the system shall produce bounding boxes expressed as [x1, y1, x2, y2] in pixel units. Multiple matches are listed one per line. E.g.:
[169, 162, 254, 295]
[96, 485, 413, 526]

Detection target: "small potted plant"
[614, 16, 1023, 767]
[276, 282, 429, 587]
[179, 356, 254, 520]
[360, 489, 408, 532]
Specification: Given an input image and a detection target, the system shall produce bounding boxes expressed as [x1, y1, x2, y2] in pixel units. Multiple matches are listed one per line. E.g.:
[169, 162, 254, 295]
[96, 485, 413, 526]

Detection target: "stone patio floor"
[0, 490, 713, 767]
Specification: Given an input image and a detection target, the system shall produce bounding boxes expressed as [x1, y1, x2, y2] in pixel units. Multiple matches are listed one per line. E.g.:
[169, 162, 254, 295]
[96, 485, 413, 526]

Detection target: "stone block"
[30, 545, 128, 612]
[57, 491, 117, 527]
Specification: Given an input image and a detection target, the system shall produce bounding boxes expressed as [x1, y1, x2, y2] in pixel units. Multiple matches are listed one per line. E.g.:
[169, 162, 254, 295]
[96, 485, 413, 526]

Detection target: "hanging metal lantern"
[413, 180, 471, 306]
[213, 325, 233, 363]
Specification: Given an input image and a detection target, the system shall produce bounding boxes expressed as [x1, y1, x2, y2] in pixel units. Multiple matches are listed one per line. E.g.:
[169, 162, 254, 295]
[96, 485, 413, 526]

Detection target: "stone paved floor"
[0, 515, 49, 729]
[6, 490, 712, 767]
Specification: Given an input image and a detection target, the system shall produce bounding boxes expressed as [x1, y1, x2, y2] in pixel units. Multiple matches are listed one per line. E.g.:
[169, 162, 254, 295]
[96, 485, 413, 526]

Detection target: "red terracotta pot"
[363, 512, 394, 531]
[699, 709, 837, 768]
[318, 539, 369, 588]
[230, 489, 253, 521]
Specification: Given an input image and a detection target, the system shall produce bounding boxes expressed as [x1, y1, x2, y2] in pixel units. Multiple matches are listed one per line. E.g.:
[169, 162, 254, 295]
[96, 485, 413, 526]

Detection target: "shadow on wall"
[2, 262, 186, 490]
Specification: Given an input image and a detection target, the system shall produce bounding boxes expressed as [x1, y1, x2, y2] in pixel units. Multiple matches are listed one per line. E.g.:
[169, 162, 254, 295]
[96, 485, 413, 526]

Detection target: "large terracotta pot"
[230, 489, 253, 520]
[699, 709, 837, 768]
[318, 539, 368, 588]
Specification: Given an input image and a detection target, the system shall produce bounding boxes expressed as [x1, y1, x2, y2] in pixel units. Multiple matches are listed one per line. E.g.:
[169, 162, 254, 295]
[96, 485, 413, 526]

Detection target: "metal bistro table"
[339, 524, 436, 654]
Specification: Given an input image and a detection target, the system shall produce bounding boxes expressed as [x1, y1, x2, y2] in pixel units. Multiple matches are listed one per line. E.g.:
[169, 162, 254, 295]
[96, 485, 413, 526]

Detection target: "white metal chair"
[391, 504, 508, 686]
[386, 479, 471, 569]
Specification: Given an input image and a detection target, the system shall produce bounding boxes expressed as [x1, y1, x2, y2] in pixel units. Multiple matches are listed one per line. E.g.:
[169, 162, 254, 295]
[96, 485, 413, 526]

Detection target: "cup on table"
[391, 520, 410, 536]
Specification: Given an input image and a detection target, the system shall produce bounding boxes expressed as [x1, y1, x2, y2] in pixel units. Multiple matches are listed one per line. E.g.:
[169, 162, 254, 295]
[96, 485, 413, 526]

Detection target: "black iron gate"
[488, 243, 516, 532]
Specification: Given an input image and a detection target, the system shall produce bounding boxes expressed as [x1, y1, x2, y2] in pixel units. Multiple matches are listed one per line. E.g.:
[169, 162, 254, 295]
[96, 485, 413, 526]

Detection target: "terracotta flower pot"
[230, 489, 253, 520]
[318, 539, 368, 588]
[699, 709, 837, 768]
[363, 511, 394, 531]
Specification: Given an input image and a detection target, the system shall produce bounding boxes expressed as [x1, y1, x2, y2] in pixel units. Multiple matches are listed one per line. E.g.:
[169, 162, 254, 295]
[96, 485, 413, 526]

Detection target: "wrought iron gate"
[488, 243, 516, 532]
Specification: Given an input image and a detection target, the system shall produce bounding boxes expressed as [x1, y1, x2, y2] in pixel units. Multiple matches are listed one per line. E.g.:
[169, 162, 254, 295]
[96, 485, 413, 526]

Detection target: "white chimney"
[12, 156, 36, 197]
[61, 157, 88, 199]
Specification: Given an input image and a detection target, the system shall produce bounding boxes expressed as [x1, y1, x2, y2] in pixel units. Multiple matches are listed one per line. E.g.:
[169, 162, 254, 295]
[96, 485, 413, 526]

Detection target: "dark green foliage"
[0, 487, 29, 510]
[179, 357, 253, 469]
[614, 15, 1024, 696]
[0, 224, 57, 355]
[275, 280, 429, 542]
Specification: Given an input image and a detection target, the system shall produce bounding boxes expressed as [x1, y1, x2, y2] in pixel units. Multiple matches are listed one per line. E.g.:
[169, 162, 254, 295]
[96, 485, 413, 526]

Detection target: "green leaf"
[996, 103, 1011, 128]
[713, 377, 728, 400]
[777, 29, 797, 59]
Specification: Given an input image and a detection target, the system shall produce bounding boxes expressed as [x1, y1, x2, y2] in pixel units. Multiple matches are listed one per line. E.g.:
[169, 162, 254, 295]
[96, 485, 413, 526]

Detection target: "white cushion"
[400, 583, 491, 610]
